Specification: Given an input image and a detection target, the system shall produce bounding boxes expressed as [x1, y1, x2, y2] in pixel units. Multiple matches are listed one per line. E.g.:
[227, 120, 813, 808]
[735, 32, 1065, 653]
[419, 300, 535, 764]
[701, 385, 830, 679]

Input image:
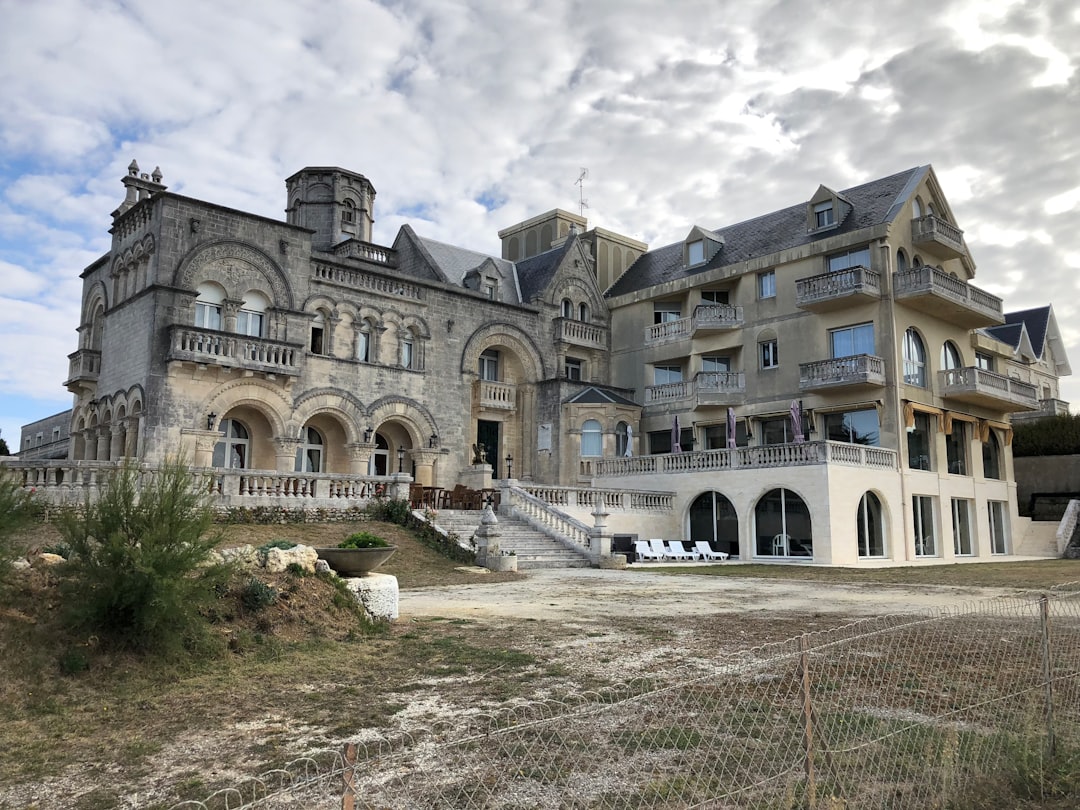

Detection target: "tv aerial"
[575, 168, 589, 217]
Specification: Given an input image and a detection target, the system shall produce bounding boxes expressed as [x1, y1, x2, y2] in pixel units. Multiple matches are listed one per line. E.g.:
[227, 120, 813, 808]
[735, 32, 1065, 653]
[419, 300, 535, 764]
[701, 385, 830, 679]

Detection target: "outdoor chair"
[634, 539, 663, 561]
[693, 541, 729, 561]
[665, 540, 697, 561]
[772, 533, 791, 556]
[647, 539, 671, 560]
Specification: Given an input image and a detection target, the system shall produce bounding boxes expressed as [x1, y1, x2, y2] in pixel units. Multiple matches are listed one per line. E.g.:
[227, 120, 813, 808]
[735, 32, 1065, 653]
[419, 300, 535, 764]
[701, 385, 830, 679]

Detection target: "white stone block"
[343, 573, 399, 621]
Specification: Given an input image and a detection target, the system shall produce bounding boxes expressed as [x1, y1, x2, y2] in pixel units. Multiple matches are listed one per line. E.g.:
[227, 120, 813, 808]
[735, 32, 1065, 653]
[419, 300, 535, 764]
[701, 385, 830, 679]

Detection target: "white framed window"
[913, 495, 936, 557]
[975, 352, 995, 371]
[857, 492, 885, 558]
[688, 239, 705, 266]
[565, 357, 583, 381]
[813, 201, 835, 229]
[653, 365, 682, 385]
[942, 341, 963, 371]
[479, 349, 500, 381]
[988, 500, 1009, 554]
[212, 418, 250, 469]
[760, 338, 778, 369]
[238, 291, 269, 338]
[952, 498, 974, 556]
[401, 330, 415, 369]
[903, 328, 927, 386]
[295, 426, 324, 472]
[581, 419, 602, 457]
[654, 301, 682, 324]
[356, 321, 372, 363]
[702, 355, 731, 372]
[830, 323, 874, 358]
[828, 247, 871, 272]
[758, 270, 776, 299]
[195, 282, 225, 330]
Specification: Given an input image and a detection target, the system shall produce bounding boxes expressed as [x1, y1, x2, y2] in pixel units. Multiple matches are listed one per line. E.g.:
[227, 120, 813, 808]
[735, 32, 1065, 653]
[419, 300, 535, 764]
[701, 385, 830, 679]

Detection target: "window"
[565, 357, 583, 381]
[484, 282, 496, 300]
[941, 341, 963, 371]
[295, 426, 324, 472]
[238, 291, 269, 338]
[813, 201, 835, 228]
[616, 421, 631, 458]
[897, 249, 908, 273]
[578, 302, 589, 322]
[649, 428, 692, 454]
[982, 430, 1002, 479]
[195, 282, 224, 330]
[310, 312, 325, 354]
[400, 329, 415, 369]
[689, 491, 740, 558]
[824, 409, 880, 445]
[946, 421, 968, 475]
[903, 328, 926, 386]
[581, 419, 602, 457]
[755, 488, 812, 558]
[701, 289, 729, 305]
[759, 338, 779, 369]
[758, 270, 776, 299]
[212, 419, 250, 469]
[830, 323, 874, 358]
[827, 247, 871, 272]
[479, 349, 500, 381]
[913, 495, 936, 556]
[356, 321, 371, 362]
[857, 492, 885, 558]
[951, 499, 973, 556]
[701, 355, 731, 373]
[975, 352, 995, 372]
[654, 301, 682, 324]
[688, 239, 705, 265]
[705, 421, 747, 449]
[341, 199, 355, 224]
[561, 299, 573, 319]
[907, 412, 933, 471]
[761, 417, 795, 446]
[653, 365, 683, 385]
[988, 501, 1009, 554]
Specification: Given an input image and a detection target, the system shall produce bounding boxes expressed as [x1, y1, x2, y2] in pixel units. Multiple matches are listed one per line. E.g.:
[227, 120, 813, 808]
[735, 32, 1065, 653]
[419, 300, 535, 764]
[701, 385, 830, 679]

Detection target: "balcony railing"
[1012, 398, 1071, 423]
[64, 348, 101, 390]
[475, 379, 517, 411]
[894, 266, 1003, 328]
[331, 239, 397, 266]
[644, 317, 691, 346]
[167, 326, 302, 376]
[692, 304, 744, 333]
[554, 317, 608, 349]
[800, 354, 886, 391]
[795, 266, 881, 311]
[911, 215, 966, 259]
[644, 379, 693, 405]
[938, 367, 1039, 411]
[594, 440, 898, 478]
[312, 261, 422, 301]
[694, 371, 746, 406]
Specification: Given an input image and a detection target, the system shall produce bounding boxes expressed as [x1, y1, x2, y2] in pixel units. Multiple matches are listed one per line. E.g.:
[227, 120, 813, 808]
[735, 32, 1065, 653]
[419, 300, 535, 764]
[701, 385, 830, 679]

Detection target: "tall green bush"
[1013, 414, 1080, 457]
[0, 476, 35, 582]
[58, 459, 232, 657]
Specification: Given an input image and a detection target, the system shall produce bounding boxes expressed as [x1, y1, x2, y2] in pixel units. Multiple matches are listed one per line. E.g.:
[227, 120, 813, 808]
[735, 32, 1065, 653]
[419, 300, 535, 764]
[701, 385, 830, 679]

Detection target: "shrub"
[364, 497, 412, 526]
[1013, 414, 1080, 457]
[42, 543, 72, 559]
[0, 476, 35, 581]
[240, 577, 278, 612]
[339, 531, 390, 549]
[258, 539, 298, 554]
[57, 459, 232, 658]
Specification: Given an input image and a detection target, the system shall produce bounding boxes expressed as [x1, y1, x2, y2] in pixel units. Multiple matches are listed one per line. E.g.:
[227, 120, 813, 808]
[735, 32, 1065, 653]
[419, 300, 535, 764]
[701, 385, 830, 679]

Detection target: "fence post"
[1038, 594, 1056, 759]
[342, 741, 357, 810]
[800, 634, 817, 809]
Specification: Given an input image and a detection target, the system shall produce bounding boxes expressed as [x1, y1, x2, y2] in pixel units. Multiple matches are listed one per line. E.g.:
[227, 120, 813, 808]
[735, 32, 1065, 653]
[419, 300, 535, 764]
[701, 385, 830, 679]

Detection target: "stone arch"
[550, 278, 604, 321]
[202, 378, 291, 438]
[175, 240, 294, 309]
[459, 322, 547, 381]
[366, 395, 440, 448]
[290, 388, 368, 444]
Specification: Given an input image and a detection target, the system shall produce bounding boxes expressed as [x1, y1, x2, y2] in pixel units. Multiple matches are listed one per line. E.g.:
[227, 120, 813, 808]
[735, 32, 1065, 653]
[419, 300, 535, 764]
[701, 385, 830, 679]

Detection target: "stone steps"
[433, 509, 592, 569]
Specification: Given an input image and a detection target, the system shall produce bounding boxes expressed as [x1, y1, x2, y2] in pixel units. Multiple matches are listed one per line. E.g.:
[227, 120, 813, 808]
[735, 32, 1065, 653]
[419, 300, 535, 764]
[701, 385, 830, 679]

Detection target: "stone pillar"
[388, 472, 412, 502]
[109, 424, 126, 461]
[95, 429, 110, 461]
[222, 299, 242, 333]
[408, 449, 440, 487]
[460, 464, 492, 491]
[183, 428, 222, 468]
[122, 416, 140, 458]
[274, 437, 301, 472]
[347, 441, 377, 475]
[589, 501, 614, 565]
[474, 505, 516, 571]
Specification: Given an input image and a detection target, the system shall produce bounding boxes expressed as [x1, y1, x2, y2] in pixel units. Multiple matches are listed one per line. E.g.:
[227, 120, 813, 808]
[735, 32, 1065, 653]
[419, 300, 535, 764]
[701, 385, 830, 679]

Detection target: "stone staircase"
[433, 509, 592, 569]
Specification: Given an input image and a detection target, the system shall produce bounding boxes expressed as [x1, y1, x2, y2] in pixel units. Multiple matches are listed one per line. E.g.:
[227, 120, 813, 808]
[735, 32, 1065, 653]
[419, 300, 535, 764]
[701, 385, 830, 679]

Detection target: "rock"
[315, 559, 332, 575]
[218, 544, 260, 569]
[35, 553, 66, 567]
[11, 558, 31, 571]
[264, 545, 318, 573]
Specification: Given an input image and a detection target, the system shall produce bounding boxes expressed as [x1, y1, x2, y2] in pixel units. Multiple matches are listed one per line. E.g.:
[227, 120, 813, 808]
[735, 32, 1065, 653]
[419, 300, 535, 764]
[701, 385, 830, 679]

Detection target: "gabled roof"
[981, 322, 1027, 352]
[988, 305, 1072, 376]
[1005, 307, 1051, 356]
[515, 237, 575, 303]
[416, 234, 518, 288]
[607, 166, 928, 297]
[564, 386, 639, 406]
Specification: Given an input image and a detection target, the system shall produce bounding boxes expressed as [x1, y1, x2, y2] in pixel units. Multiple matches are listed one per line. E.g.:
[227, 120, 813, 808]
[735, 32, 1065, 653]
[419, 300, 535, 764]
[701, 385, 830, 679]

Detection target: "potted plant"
[315, 531, 397, 576]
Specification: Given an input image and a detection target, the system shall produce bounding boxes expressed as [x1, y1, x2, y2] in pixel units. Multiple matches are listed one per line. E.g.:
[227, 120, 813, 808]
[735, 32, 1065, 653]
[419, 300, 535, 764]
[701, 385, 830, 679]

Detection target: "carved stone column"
[109, 424, 126, 461]
[273, 437, 301, 472]
[95, 429, 110, 461]
[408, 449, 441, 487]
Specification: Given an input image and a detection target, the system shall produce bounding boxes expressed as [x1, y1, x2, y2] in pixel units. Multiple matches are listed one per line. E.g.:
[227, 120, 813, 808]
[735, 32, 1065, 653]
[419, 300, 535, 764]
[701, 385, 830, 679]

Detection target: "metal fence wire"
[171, 588, 1080, 810]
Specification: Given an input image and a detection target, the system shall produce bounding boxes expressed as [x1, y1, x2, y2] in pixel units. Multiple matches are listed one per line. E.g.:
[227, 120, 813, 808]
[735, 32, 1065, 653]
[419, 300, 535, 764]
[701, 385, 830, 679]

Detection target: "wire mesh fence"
[170, 587, 1080, 809]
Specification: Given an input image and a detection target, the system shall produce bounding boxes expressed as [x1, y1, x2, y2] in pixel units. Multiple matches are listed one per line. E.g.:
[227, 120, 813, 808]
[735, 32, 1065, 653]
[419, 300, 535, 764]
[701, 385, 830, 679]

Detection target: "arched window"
[310, 312, 326, 354]
[581, 419, 602, 456]
[212, 419, 249, 469]
[578, 302, 590, 322]
[368, 432, 389, 476]
[356, 319, 372, 363]
[238, 290, 269, 337]
[689, 491, 739, 558]
[941, 341, 962, 371]
[903, 328, 927, 387]
[89, 302, 105, 350]
[856, 492, 885, 557]
[295, 426, 324, 472]
[982, 430, 1002, 480]
[479, 348, 499, 381]
[341, 198, 355, 225]
[615, 421, 630, 458]
[195, 282, 225, 330]
[913, 198, 923, 218]
[755, 488, 812, 558]
[400, 327, 415, 369]
[896, 249, 908, 273]
[561, 298, 573, 319]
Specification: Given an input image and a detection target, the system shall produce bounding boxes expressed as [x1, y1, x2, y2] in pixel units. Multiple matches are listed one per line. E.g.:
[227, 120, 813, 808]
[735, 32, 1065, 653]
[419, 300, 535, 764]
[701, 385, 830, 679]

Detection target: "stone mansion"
[14, 160, 1071, 565]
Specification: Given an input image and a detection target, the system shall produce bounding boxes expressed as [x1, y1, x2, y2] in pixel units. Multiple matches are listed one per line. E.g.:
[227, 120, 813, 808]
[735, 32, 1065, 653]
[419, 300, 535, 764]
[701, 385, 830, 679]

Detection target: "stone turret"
[111, 159, 166, 220]
[284, 167, 376, 251]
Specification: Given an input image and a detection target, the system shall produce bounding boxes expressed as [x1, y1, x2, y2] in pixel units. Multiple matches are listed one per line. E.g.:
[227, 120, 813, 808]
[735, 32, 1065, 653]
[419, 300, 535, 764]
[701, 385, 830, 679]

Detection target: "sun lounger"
[648, 538, 671, 560]
[634, 539, 664, 561]
[693, 541, 729, 561]
[665, 540, 697, 561]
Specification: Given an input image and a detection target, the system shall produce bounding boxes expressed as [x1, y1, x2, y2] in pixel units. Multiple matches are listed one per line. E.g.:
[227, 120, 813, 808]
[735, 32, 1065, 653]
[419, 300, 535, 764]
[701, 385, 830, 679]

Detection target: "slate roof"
[564, 386, 639, 407]
[982, 322, 1025, 351]
[1004, 307, 1052, 357]
[606, 166, 928, 297]
[514, 237, 574, 303]
[415, 235, 518, 288]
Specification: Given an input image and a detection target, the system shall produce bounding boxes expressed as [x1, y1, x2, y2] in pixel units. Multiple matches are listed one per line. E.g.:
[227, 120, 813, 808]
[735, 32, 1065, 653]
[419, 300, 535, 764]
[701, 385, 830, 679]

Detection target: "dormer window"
[688, 239, 705, 266]
[683, 226, 722, 267]
[807, 185, 851, 232]
[813, 202, 835, 229]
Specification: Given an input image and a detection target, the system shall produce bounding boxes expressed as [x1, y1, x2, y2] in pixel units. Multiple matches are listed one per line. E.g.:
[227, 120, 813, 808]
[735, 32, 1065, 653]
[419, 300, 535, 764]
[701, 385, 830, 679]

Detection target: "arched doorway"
[688, 491, 739, 558]
[755, 488, 812, 558]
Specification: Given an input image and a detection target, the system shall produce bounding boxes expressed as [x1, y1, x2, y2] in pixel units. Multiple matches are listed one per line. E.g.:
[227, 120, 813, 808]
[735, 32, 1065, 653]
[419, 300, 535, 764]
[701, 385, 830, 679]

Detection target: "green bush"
[258, 539, 298, 554]
[0, 476, 35, 581]
[1013, 414, 1080, 457]
[364, 497, 412, 526]
[42, 543, 72, 559]
[57, 459, 232, 658]
[339, 531, 390, 549]
[240, 577, 278, 612]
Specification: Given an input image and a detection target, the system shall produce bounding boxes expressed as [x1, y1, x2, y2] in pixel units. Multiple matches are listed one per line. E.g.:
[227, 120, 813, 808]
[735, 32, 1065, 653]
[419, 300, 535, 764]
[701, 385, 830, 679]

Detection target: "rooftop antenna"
[574, 168, 589, 218]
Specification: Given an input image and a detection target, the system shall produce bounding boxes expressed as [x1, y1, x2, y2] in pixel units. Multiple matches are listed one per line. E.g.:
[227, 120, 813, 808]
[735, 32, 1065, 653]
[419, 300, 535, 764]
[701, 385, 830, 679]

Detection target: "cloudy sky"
[1, 0, 1078, 448]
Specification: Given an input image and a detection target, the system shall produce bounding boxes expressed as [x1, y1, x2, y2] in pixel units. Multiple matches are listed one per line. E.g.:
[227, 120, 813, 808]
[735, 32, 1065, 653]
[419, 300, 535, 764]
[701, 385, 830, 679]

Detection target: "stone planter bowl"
[315, 546, 397, 576]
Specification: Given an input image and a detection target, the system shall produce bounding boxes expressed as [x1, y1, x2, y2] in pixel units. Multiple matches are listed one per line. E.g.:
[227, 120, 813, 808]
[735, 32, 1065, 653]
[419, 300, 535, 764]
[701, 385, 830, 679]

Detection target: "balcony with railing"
[64, 348, 101, 392]
[644, 316, 692, 346]
[694, 371, 746, 406]
[1011, 397, 1071, 423]
[938, 367, 1039, 412]
[692, 304, 744, 334]
[644, 379, 693, 406]
[167, 326, 302, 377]
[800, 354, 886, 392]
[475, 379, 517, 411]
[911, 215, 966, 260]
[795, 266, 881, 312]
[894, 266, 1004, 328]
[554, 318, 608, 350]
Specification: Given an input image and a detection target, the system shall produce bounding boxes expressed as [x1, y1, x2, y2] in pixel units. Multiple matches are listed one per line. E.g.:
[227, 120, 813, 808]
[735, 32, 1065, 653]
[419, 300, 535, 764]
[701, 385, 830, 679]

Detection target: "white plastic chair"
[648, 539, 671, 560]
[693, 541, 729, 561]
[665, 540, 696, 561]
[634, 539, 663, 561]
[772, 533, 790, 556]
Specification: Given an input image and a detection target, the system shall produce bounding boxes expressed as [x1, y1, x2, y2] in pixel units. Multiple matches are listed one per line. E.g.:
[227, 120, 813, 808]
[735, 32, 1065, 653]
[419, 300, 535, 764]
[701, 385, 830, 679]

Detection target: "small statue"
[471, 443, 487, 464]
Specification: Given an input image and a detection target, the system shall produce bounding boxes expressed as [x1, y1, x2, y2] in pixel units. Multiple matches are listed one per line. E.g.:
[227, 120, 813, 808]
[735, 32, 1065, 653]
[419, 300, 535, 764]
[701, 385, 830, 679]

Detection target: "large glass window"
[941, 341, 963, 371]
[982, 430, 1002, 479]
[988, 501, 1009, 554]
[653, 365, 683, 385]
[705, 421, 747, 449]
[830, 323, 875, 358]
[295, 426, 323, 472]
[946, 422, 969, 475]
[581, 419, 602, 457]
[825, 409, 880, 445]
[654, 301, 682, 324]
[975, 352, 995, 372]
[195, 282, 225, 330]
[857, 492, 885, 558]
[688, 239, 704, 265]
[907, 412, 933, 470]
[952, 499, 974, 556]
[913, 495, 936, 557]
[479, 349, 500, 381]
[758, 270, 776, 299]
[828, 246, 871, 272]
[903, 328, 927, 386]
[702, 355, 731, 372]
[212, 419, 249, 469]
[701, 289, 729, 305]
[761, 418, 795, 446]
[755, 488, 812, 558]
[238, 291, 269, 338]
[689, 491, 739, 558]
